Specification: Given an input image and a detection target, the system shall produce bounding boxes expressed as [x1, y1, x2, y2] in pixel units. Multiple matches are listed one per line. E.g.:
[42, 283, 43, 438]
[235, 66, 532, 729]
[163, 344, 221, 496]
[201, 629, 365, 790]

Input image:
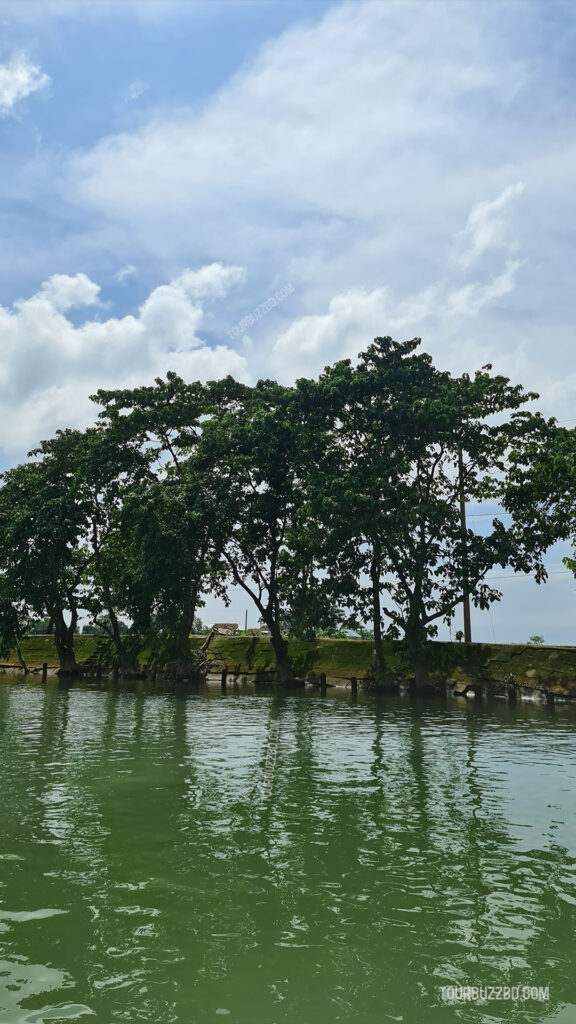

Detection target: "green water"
[1, 680, 575, 1024]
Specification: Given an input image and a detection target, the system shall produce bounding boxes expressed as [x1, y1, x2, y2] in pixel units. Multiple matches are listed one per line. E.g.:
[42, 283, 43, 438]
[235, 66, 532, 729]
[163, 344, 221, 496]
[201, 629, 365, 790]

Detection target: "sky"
[1, 0, 575, 642]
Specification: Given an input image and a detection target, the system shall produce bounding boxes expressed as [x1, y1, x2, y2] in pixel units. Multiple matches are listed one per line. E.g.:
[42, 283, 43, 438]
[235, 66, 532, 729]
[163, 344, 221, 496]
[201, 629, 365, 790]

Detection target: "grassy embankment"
[2, 634, 576, 697]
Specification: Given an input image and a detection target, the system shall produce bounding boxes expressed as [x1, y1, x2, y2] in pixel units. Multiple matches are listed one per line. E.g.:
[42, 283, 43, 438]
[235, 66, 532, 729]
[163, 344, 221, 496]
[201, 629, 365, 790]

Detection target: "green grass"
[1, 635, 101, 669]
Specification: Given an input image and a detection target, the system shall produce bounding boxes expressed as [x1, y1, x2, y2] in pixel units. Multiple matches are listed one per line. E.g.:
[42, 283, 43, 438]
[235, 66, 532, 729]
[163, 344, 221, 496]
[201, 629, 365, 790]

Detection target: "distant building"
[208, 622, 240, 636]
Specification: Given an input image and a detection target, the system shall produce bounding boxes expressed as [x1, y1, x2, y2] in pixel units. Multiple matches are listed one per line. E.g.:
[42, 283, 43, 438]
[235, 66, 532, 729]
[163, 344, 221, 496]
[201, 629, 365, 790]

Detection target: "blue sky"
[1, 0, 576, 640]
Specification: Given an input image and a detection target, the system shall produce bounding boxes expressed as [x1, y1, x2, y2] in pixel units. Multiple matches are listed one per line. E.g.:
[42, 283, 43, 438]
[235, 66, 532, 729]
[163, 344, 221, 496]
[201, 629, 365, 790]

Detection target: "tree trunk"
[52, 608, 80, 675]
[411, 649, 432, 691]
[268, 618, 293, 683]
[168, 587, 201, 680]
[15, 638, 29, 674]
[405, 624, 431, 692]
[106, 606, 136, 675]
[370, 539, 386, 685]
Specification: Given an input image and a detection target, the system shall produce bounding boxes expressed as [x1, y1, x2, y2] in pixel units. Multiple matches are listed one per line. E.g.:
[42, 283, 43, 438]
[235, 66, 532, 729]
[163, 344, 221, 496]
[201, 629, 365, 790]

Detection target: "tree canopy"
[0, 339, 566, 684]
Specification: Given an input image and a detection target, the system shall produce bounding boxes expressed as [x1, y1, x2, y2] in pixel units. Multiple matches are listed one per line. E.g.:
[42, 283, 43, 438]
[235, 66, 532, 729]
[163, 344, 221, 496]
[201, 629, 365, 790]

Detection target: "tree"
[0, 443, 91, 674]
[58, 425, 146, 673]
[204, 379, 327, 681]
[503, 422, 575, 570]
[192, 615, 209, 634]
[82, 618, 130, 635]
[92, 373, 231, 677]
[26, 616, 54, 635]
[0, 575, 32, 670]
[311, 337, 551, 687]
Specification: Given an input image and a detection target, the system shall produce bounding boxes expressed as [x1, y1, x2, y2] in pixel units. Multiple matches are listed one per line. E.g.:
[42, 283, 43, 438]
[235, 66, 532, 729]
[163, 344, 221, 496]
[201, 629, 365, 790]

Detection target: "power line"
[467, 511, 510, 518]
[486, 569, 572, 580]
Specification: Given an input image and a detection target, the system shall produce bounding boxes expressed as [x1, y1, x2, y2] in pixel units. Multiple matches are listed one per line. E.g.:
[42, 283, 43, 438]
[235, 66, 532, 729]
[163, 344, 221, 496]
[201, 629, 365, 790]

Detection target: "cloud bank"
[0, 264, 248, 453]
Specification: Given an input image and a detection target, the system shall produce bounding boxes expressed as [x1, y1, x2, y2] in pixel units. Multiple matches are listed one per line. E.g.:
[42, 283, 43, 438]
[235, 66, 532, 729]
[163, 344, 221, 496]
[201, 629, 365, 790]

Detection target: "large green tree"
[204, 379, 327, 682]
[0, 438, 90, 673]
[93, 373, 232, 677]
[312, 337, 551, 687]
[502, 422, 575, 584]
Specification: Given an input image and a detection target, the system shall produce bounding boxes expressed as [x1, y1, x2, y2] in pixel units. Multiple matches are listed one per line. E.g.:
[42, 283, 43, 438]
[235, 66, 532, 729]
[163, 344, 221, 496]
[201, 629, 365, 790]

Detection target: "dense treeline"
[0, 336, 571, 683]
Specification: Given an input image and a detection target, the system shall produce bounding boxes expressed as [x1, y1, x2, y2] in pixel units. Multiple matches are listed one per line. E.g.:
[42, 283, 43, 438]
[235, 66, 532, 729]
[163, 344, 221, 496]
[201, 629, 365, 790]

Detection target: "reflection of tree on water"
[2, 684, 575, 1023]
[400, 703, 572, 1022]
[0, 683, 97, 1020]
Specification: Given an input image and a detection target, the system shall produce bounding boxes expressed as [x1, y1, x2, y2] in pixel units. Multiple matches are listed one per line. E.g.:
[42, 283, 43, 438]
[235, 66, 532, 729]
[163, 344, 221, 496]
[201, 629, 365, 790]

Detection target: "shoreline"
[3, 635, 576, 703]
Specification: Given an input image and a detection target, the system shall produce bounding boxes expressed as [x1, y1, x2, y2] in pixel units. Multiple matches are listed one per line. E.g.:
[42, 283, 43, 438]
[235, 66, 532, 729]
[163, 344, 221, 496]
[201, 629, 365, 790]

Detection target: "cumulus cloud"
[0, 264, 248, 454]
[5, 1, 574, 441]
[270, 286, 390, 378]
[37, 272, 101, 312]
[270, 256, 524, 380]
[63, 1, 573, 402]
[0, 53, 49, 116]
[172, 263, 246, 299]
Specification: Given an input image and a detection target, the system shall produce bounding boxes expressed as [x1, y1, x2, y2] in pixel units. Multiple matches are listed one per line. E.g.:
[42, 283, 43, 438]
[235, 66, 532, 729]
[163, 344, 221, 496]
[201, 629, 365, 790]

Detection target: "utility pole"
[244, 609, 248, 634]
[458, 446, 472, 644]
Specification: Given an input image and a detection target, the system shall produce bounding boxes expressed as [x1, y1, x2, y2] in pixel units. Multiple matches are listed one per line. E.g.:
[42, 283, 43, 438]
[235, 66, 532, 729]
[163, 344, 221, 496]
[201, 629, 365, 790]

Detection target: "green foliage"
[82, 617, 130, 635]
[26, 617, 54, 635]
[528, 634, 545, 645]
[0, 339, 568, 683]
[307, 337, 551, 683]
[201, 378, 329, 679]
[192, 615, 209, 634]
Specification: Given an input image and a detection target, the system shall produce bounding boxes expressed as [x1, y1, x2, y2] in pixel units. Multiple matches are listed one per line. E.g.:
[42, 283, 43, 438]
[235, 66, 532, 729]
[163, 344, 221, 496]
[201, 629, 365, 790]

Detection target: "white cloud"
[0, 53, 49, 116]
[125, 79, 147, 102]
[173, 263, 246, 300]
[456, 183, 526, 267]
[4, 2, 575, 445]
[270, 286, 390, 378]
[37, 272, 101, 312]
[115, 264, 137, 284]
[0, 265, 248, 454]
[270, 257, 524, 380]
[69, 2, 527, 236]
[443, 259, 523, 319]
[63, 0, 570, 402]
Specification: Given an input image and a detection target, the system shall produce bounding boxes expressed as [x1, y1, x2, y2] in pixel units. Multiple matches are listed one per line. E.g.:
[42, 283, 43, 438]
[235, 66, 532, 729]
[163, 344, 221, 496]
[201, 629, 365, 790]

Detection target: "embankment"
[2, 634, 576, 700]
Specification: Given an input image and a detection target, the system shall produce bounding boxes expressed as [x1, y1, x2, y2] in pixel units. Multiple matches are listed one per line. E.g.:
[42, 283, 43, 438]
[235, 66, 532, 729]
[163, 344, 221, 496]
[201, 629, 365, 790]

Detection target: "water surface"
[1, 679, 575, 1023]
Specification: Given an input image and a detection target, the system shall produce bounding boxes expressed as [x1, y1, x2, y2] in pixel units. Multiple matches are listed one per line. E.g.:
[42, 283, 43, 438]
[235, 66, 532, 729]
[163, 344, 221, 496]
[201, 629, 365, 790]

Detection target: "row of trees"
[0, 336, 571, 683]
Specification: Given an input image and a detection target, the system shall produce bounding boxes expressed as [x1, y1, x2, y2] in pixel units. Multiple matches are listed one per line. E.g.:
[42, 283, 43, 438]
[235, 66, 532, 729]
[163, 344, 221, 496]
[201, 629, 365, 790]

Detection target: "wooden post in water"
[320, 672, 327, 693]
[96, 663, 102, 681]
[221, 668, 227, 692]
[113, 665, 119, 683]
[350, 676, 358, 694]
[41, 662, 48, 684]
